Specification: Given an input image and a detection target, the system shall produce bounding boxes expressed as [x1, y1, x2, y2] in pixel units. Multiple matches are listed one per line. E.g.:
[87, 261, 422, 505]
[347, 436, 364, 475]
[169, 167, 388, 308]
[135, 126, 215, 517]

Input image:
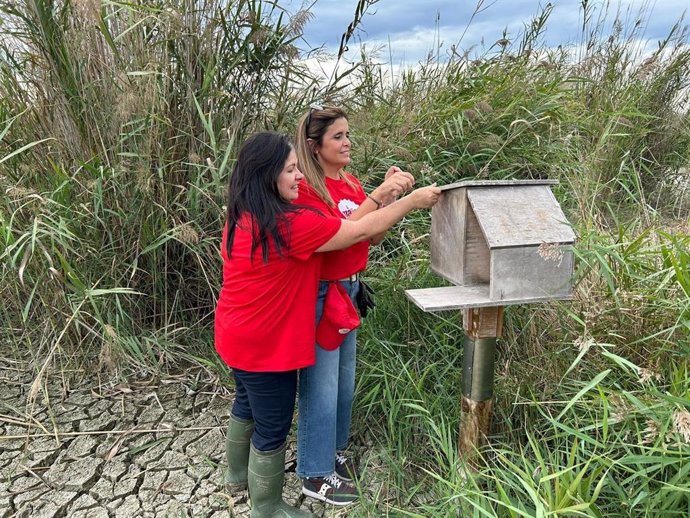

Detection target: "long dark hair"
[226, 132, 298, 263]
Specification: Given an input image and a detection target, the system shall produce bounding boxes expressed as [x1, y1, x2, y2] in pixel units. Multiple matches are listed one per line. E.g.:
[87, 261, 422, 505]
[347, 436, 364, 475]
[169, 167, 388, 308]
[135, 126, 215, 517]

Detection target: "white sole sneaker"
[301, 484, 357, 506]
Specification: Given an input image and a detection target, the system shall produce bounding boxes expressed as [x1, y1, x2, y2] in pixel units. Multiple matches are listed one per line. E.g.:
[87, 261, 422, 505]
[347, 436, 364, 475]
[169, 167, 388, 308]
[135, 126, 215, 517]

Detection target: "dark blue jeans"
[231, 368, 298, 451]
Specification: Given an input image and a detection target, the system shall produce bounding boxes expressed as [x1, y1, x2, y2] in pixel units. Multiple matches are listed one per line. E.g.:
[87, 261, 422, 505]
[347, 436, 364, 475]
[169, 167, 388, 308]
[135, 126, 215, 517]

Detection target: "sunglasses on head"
[305, 104, 323, 136]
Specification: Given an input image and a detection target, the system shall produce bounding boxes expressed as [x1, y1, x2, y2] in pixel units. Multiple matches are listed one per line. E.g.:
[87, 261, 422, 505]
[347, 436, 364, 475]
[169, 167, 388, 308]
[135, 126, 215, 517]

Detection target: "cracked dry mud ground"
[0, 358, 353, 518]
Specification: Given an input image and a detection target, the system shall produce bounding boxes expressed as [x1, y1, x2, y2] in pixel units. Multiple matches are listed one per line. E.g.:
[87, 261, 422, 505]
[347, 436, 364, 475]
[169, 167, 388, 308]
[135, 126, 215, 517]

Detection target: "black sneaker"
[335, 451, 357, 481]
[302, 473, 358, 506]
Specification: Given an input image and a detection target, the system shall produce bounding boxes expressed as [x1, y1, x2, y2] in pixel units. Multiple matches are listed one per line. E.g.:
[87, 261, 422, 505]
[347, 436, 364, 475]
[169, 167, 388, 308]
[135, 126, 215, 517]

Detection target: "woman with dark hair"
[216, 131, 439, 517]
[293, 105, 419, 505]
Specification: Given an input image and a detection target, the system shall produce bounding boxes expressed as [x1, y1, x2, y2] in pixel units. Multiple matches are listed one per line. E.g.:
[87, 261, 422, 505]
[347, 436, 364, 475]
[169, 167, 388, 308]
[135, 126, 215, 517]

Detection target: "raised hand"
[410, 184, 441, 209]
[375, 168, 415, 205]
[384, 166, 403, 180]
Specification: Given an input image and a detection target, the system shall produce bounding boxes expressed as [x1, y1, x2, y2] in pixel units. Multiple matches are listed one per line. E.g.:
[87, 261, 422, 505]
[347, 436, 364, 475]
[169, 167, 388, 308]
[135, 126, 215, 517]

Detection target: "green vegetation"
[1, 0, 689, 515]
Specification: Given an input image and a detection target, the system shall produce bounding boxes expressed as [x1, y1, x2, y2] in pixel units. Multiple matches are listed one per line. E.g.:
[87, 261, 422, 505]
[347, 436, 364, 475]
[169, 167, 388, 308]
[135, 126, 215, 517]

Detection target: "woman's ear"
[307, 138, 318, 155]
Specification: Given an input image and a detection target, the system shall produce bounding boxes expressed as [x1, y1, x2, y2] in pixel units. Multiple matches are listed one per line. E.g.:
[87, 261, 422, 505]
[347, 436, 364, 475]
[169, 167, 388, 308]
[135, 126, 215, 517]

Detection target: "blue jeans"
[297, 279, 358, 478]
[231, 368, 298, 451]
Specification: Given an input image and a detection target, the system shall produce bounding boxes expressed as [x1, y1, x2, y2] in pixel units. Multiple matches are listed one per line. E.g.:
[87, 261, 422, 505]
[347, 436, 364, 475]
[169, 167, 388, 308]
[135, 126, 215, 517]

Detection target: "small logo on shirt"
[338, 199, 359, 218]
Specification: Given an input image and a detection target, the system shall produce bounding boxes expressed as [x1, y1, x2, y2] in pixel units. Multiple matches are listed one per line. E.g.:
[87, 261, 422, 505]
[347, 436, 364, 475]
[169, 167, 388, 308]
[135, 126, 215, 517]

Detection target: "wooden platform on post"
[404, 180, 575, 466]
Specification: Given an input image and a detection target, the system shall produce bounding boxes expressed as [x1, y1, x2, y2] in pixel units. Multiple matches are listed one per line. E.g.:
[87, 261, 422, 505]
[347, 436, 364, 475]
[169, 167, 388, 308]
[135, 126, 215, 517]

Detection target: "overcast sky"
[283, 0, 688, 65]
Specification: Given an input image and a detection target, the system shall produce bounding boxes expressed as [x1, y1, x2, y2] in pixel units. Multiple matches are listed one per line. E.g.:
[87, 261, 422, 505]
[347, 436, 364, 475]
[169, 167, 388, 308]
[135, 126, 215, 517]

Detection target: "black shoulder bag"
[355, 280, 376, 318]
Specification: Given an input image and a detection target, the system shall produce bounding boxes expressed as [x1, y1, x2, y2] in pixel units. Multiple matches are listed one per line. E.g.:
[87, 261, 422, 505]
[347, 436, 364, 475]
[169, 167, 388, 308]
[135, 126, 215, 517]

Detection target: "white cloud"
[290, 0, 689, 65]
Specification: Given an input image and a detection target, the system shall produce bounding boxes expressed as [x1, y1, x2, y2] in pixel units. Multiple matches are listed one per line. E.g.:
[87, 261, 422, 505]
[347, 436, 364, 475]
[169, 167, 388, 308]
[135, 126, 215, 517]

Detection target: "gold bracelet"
[367, 194, 382, 209]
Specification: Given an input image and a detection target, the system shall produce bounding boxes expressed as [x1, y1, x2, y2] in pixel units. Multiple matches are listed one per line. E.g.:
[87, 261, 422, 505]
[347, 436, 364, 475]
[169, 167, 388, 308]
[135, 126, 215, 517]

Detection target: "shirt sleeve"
[287, 209, 341, 261]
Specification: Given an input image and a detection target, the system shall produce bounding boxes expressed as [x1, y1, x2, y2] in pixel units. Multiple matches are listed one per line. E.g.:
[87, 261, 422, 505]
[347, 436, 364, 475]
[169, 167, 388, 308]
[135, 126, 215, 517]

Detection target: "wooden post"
[459, 306, 503, 462]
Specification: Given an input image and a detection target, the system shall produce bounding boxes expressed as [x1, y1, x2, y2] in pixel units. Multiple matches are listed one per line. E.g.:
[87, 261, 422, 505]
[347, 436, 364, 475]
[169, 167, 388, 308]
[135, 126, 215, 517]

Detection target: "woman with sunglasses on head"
[293, 105, 420, 506]
[216, 131, 439, 517]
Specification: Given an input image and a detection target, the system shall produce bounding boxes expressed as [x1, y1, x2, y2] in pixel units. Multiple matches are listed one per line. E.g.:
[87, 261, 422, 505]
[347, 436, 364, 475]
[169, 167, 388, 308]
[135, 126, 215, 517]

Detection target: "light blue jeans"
[297, 279, 359, 478]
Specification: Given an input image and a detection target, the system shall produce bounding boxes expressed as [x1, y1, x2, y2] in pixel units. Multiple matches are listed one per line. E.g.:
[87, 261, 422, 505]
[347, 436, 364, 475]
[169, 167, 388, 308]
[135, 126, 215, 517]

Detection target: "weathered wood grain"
[467, 185, 575, 248]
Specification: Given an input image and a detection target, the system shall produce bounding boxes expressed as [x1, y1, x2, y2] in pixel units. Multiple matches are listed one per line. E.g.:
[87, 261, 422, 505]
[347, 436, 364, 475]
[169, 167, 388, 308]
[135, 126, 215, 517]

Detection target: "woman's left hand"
[379, 166, 414, 205]
[385, 166, 403, 180]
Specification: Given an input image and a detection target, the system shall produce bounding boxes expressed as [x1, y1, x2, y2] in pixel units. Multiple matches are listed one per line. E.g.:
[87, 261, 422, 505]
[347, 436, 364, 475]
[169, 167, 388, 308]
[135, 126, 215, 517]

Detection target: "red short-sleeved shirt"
[214, 209, 341, 371]
[297, 174, 369, 280]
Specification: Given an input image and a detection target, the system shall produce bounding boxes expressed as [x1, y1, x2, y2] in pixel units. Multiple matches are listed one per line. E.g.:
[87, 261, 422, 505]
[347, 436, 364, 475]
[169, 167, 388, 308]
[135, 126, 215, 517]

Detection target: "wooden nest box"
[407, 180, 576, 312]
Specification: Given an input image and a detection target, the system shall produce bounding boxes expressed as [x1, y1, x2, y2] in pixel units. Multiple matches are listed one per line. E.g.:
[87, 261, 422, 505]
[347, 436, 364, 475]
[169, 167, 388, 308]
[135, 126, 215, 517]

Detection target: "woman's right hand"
[374, 170, 415, 203]
[410, 184, 442, 209]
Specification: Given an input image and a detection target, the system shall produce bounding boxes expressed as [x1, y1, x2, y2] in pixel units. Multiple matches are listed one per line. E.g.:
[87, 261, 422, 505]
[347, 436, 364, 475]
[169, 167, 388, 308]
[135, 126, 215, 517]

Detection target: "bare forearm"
[317, 196, 416, 252]
[316, 185, 440, 252]
[347, 193, 382, 221]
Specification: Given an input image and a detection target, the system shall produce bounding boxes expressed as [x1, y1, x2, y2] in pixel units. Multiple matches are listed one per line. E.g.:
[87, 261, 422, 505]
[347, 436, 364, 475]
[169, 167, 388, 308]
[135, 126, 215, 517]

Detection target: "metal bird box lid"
[406, 180, 576, 312]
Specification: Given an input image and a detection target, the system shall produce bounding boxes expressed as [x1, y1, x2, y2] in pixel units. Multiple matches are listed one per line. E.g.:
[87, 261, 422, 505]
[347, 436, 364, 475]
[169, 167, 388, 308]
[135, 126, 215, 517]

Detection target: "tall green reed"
[347, 2, 689, 514]
[1, 0, 689, 514]
[0, 0, 320, 377]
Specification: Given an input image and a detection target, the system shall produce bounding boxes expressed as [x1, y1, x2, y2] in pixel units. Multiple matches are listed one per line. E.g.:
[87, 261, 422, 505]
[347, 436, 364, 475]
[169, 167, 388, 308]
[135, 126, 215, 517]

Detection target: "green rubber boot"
[224, 414, 254, 491]
[248, 443, 314, 518]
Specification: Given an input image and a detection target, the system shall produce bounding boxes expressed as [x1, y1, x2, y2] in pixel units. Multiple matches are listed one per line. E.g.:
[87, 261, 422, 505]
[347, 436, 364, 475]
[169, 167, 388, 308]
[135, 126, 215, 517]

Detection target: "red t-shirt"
[297, 174, 370, 280]
[214, 209, 341, 372]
